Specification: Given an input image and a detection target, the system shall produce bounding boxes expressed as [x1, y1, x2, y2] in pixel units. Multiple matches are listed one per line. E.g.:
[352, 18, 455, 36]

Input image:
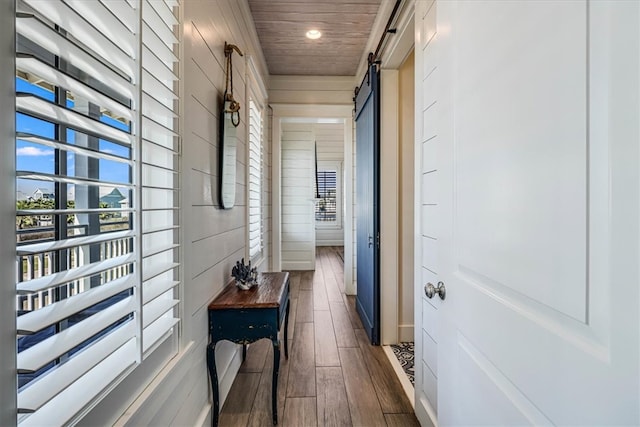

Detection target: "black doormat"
[390, 342, 415, 385]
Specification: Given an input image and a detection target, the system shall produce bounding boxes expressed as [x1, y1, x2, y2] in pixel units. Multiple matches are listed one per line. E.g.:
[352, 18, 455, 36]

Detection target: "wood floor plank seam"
[336, 360, 355, 425]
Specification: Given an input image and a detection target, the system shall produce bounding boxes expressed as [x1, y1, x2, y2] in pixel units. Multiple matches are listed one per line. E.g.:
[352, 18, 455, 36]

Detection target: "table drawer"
[210, 308, 279, 343]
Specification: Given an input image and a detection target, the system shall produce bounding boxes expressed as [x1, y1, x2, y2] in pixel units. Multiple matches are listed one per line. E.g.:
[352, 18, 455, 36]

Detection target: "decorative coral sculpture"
[231, 258, 258, 290]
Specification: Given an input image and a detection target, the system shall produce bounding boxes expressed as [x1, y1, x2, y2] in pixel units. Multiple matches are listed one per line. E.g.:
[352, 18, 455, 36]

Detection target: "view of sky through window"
[16, 77, 131, 201]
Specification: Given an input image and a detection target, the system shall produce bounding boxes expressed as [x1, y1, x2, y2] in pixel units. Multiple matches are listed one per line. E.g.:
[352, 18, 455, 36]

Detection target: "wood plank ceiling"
[247, 0, 383, 76]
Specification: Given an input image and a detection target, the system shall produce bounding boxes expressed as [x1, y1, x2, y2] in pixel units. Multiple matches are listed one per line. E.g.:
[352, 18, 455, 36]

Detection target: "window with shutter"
[315, 161, 342, 228]
[316, 170, 337, 221]
[14, 1, 181, 424]
[248, 98, 263, 262]
[247, 60, 266, 264]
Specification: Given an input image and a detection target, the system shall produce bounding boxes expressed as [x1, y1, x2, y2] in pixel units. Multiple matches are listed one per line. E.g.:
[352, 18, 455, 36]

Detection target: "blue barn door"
[354, 63, 380, 345]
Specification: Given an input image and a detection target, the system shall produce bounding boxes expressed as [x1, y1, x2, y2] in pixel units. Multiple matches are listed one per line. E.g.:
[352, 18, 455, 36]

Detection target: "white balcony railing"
[17, 228, 132, 313]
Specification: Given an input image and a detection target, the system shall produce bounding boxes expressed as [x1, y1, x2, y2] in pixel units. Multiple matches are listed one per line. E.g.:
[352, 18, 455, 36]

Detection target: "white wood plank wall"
[179, 1, 271, 423]
[315, 123, 344, 161]
[269, 75, 354, 105]
[281, 124, 316, 270]
[314, 123, 344, 246]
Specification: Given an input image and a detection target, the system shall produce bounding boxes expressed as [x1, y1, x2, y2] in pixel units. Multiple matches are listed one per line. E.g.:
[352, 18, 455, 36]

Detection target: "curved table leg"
[207, 342, 219, 427]
[272, 339, 281, 425]
[284, 300, 290, 359]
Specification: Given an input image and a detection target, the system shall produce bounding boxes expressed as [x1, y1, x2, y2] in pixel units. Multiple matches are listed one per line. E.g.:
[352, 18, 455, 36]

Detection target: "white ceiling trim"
[238, 0, 270, 84]
[270, 103, 353, 119]
[381, 1, 415, 69]
[247, 55, 268, 102]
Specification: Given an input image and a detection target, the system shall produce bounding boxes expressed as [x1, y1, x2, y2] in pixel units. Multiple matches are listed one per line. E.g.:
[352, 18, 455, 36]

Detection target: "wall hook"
[224, 42, 244, 58]
[223, 42, 244, 127]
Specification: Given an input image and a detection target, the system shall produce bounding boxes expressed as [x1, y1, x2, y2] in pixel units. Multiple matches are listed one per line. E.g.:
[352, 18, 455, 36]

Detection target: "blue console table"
[207, 272, 290, 426]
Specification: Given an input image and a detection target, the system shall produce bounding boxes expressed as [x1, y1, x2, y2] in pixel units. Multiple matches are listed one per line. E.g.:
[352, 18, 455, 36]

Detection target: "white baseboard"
[112, 340, 196, 427]
[315, 240, 344, 246]
[345, 279, 356, 295]
[112, 340, 243, 427]
[399, 324, 414, 342]
[416, 394, 438, 427]
[281, 261, 315, 270]
[170, 343, 243, 427]
[216, 344, 243, 409]
[195, 402, 211, 427]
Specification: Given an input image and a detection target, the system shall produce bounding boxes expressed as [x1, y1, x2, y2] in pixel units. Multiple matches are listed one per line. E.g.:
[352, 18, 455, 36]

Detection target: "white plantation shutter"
[248, 98, 263, 261]
[140, 0, 180, 356]
[14, 1, 181, 425]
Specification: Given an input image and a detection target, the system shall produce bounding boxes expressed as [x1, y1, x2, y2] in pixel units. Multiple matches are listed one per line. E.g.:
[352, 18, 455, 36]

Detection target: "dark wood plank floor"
[219, 246, 419, 426]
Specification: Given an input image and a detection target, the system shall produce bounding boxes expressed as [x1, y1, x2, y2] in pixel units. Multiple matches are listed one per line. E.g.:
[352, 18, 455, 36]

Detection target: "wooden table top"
[208, 272, 289, 310]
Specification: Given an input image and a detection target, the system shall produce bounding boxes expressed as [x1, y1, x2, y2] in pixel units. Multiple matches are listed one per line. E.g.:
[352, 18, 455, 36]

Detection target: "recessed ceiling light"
[306, 30, 321, 40]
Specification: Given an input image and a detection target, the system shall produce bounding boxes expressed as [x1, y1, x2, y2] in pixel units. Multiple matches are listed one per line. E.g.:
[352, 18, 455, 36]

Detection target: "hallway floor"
[218, 246, 419, 426]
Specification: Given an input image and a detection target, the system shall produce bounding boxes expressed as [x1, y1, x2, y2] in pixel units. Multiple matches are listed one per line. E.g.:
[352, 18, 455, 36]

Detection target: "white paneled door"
[415, 0, 639, 425]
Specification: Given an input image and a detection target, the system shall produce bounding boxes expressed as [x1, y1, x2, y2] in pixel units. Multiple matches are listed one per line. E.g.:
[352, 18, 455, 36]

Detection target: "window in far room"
[315, 161, 342, 228]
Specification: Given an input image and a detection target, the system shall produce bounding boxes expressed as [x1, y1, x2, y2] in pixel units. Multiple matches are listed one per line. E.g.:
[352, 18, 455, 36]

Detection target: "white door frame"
[378, 3, 416, 345]
[413, 1, 439, 424]
[271, 104, 355, 294]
